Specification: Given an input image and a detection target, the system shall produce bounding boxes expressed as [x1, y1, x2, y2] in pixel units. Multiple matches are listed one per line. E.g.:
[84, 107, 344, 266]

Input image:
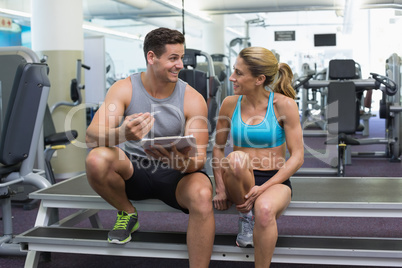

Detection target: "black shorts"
[253, 170, 292, 191]
[124, 153, 211, 214]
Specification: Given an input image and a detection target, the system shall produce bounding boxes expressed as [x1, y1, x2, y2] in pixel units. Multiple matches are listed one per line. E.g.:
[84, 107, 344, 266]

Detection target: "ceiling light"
[82, 21, 143, 41]
[153, 0, 211, 22]
[226, 27, 244, 37]
[112, 0, 151, 9]
[0, 8, 31, 18]
[0, 8, 142, 41]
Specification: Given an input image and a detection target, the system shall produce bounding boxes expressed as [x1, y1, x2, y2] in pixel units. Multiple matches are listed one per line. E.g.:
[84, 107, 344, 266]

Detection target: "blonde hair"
[239, 47, 296, 99]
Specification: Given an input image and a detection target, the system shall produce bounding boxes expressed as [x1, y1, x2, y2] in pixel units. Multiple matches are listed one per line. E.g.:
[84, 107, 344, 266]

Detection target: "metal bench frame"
[15, 174, 402, 267]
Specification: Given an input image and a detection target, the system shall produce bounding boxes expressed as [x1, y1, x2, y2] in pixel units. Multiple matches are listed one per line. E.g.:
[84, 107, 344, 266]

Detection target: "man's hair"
[143, 27, 185, 62]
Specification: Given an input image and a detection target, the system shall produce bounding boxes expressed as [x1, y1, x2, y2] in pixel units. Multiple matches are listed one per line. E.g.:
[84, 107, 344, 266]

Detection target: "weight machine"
[298, 59, 398, 176]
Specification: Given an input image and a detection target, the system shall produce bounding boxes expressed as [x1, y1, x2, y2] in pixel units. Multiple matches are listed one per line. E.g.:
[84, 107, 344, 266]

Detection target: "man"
[85, 27, 214, 268]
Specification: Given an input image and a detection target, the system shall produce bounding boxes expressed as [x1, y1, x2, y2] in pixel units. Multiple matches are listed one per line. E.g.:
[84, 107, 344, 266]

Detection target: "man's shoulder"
[106, 76, 134, 101]
[183, 83, 203, 100]
[182, 84, 208, 117]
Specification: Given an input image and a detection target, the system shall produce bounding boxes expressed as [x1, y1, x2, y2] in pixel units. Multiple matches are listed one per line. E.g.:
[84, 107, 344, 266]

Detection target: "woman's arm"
[260, 94, 304, 191]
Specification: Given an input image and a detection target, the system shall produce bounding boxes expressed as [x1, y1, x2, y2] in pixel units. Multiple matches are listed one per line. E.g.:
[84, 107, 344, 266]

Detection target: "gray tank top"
[119, 73, 187, 158]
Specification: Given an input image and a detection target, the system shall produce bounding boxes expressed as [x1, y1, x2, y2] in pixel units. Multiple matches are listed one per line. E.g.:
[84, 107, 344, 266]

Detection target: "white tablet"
[140, 135, 198, 157]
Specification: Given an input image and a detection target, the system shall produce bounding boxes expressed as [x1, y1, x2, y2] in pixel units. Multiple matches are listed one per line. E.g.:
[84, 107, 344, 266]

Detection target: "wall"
[102, 8, 402, 83]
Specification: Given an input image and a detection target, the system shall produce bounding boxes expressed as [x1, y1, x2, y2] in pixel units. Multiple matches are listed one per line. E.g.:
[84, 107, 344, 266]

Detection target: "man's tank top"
[231, 93, 285, 148]
[119, 73, 187, 158]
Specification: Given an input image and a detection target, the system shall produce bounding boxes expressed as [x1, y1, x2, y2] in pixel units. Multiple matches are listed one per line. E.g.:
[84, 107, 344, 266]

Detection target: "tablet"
[140, 135, 198, 157]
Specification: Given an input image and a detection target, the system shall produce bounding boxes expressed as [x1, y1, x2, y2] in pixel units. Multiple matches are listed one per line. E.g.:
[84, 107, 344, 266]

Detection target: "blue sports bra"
[231, 93, 285, 148]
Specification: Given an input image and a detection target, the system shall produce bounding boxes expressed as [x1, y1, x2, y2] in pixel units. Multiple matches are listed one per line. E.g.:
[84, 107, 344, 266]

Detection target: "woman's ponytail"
[274, 63, 296, 99]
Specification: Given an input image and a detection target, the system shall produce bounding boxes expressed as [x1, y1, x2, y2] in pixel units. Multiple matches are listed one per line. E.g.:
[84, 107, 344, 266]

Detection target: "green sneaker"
[107, 211, 139, 244]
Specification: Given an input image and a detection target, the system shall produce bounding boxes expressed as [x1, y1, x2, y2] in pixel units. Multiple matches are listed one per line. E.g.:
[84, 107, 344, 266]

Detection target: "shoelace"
[113, 213, 132, 230]
[241, 216, 254, 234]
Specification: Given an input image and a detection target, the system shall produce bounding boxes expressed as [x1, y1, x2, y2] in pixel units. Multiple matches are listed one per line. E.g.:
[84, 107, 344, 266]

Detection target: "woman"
[212, 47, 304, 267]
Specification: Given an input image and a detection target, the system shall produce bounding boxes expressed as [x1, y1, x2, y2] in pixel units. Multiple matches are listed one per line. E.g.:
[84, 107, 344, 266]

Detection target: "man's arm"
[181, 85, 209, 172]
[141, 85, 208, 173]
[85, 77, 154, 148]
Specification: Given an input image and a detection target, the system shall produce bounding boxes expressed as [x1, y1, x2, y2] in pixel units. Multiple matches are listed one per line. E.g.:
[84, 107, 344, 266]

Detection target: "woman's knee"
[254, 200, 277, 228]
[225, 151, 251, 175]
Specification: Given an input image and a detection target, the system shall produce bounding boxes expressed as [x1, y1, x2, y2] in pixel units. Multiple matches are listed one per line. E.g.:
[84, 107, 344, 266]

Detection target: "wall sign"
[275, 31, 295, 41]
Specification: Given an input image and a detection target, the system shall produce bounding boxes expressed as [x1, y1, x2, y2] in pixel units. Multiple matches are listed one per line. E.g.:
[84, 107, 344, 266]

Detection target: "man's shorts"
[124, 153, 211, 214]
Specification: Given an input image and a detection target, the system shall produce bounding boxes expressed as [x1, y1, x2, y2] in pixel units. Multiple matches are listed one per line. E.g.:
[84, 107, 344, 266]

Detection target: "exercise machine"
[38, 57, 87, 184]
[298, 59, 398, 176]
[178, 49, 221, 139]
[293, 63, 328, 136]
[0, 61, 51, 255]
[385, 54, 402, 162]
[350, 53, 401, 162]
[178, 49, 222, 175]
[0, 47, 48, 201]
[50, 59, 90, 113]
[198, 53, 230, 106]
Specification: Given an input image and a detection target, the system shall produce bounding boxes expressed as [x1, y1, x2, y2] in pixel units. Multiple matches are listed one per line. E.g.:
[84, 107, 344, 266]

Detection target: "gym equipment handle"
[370, 72, 397, 96]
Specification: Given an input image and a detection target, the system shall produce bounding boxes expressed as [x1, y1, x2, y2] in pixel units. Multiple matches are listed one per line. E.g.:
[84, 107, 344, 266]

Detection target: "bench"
[16, 174, 402, 267]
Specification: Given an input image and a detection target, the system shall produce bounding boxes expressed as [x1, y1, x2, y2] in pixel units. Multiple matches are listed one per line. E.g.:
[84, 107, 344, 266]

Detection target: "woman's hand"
[236, 185, 261, 213]
[213, 191, 232, 211]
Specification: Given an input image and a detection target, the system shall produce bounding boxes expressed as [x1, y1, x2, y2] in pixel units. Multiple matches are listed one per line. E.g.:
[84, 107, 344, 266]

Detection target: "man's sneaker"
[236, 215, 254, 248]
[108, 211, 139, 244]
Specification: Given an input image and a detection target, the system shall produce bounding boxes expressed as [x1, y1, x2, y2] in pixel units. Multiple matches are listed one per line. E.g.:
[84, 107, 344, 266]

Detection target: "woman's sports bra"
[231, 93, 285, 148]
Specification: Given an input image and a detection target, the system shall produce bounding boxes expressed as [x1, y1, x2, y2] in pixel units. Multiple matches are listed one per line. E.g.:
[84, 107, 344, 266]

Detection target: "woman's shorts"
[253, 169, 292, 191]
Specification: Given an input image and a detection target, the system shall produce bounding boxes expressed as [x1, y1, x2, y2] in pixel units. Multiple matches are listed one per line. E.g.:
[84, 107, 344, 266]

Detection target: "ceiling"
[1, 0, 402, 39]
[82, 0, 402, 38]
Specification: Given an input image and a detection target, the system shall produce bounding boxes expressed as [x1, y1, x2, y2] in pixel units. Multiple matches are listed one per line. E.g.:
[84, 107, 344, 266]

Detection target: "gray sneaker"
[108, 211, 139, 244]
[236, 215, 254, 248]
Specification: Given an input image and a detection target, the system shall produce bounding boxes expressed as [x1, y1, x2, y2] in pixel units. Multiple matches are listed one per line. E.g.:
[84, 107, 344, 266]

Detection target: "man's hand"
[122, 113, 155, 141]
[145, 144, 192, 172]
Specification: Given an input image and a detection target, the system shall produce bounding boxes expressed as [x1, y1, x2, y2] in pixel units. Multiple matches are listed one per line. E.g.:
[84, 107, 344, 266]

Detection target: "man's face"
[150, 43, 184, 83]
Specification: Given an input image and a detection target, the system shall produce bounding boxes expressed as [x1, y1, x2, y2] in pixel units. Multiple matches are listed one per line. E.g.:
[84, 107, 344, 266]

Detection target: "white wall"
[102, 8, 402, 86]
[105, 38, 144, 79]
[84, 36, 106, 105]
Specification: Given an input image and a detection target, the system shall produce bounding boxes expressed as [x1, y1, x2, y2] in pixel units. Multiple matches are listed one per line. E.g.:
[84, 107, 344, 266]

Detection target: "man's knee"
[86, 148, 107, 171]
[180, 174, 213, 213]
[86, 147, 122, 176]
[191, 190, 213, 218]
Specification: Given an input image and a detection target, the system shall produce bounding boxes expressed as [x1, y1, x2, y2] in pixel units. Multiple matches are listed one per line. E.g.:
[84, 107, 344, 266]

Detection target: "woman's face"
[229, 57, 259, 95]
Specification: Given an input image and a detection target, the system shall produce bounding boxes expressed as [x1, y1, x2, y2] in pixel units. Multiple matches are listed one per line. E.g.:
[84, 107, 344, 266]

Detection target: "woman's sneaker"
[236, 215, 254, 248]
[108, 211, 139, 244]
